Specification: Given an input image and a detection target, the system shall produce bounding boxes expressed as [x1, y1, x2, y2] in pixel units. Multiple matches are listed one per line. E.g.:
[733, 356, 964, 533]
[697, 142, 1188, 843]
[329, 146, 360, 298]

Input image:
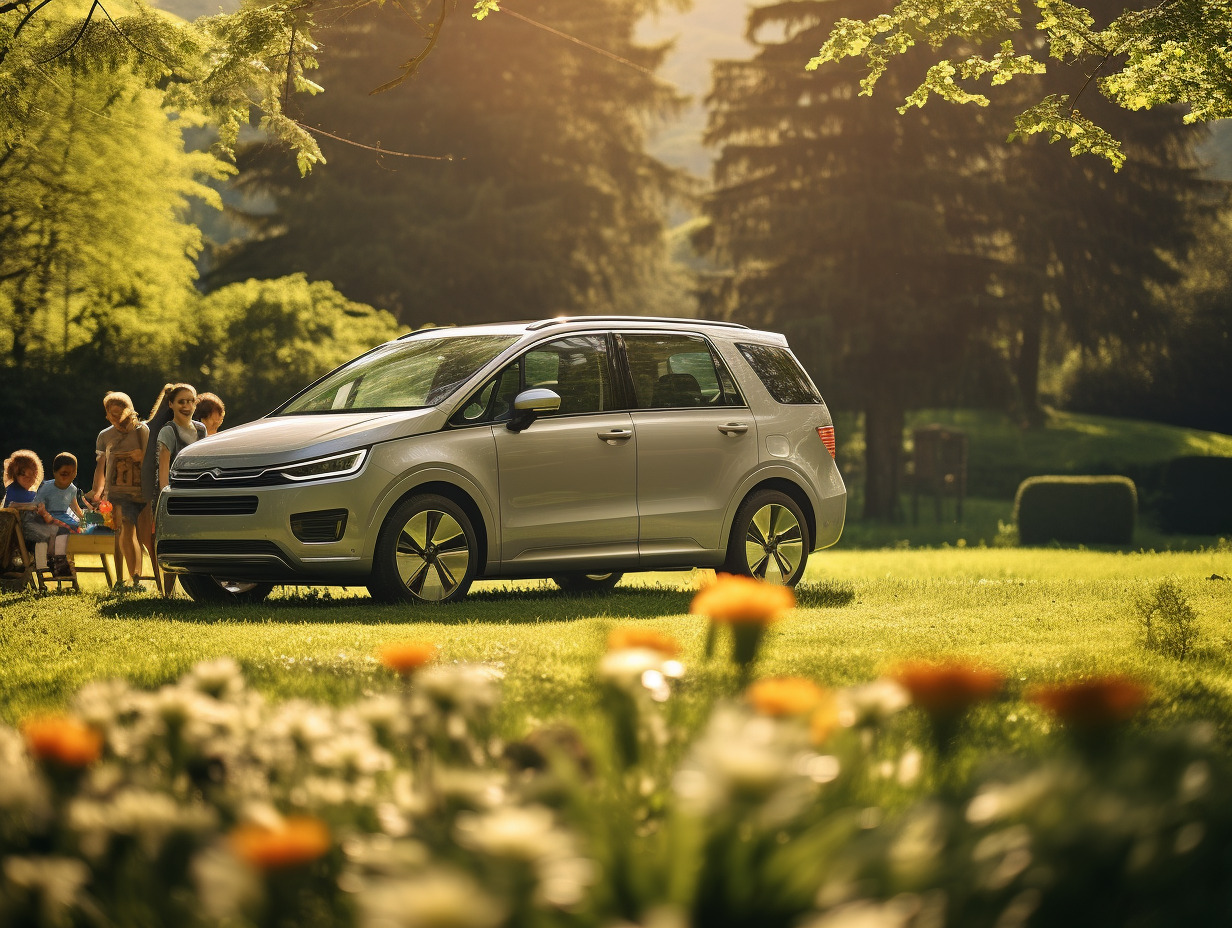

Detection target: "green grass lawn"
[5, 547, 1231, 747]
[7, 408, 1231, 926]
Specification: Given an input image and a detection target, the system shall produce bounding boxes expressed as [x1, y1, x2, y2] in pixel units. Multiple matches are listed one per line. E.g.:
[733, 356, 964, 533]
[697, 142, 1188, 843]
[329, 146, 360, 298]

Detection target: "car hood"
[173, 409, 441, 470]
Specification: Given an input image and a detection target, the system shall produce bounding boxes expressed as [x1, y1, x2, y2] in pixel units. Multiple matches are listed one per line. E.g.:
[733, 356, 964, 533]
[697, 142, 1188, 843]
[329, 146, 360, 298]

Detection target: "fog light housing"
[290, 509, 348, 544]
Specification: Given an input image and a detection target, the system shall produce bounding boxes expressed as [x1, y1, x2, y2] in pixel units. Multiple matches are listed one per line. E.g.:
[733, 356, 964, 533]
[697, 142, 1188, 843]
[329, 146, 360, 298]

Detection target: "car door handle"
[718, 422, 749, 435]
[597, 429, 633, 442]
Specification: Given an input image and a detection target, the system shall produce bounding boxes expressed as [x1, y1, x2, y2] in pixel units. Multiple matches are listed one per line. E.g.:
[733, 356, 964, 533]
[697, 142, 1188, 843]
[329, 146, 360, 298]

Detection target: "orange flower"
[380, 641, 439, 675]
[690, 574, 795, 625]
[747, 677, 828, 717]
[1029, 676, 1149, 728]
[894, 662, 1005, 717]
[22, 716, 103, 767]
[810, 697, 842, 744]
[607, 627, 681, 656]
[228, 817, 331, 870]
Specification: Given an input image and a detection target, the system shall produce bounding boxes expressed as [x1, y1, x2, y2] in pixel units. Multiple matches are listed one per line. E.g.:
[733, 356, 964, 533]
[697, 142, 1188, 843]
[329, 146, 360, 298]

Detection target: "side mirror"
[507, 388, 561, 432]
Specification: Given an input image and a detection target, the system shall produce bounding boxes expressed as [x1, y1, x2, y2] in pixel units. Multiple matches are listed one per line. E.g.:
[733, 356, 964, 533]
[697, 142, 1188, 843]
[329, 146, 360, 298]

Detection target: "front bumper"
[155, 470, 385, 584]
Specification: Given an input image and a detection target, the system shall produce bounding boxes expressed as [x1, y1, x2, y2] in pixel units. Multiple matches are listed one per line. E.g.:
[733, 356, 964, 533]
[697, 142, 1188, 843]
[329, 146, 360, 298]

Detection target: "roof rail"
[526, 315, 749, 331]
[396, 326, 456, 340]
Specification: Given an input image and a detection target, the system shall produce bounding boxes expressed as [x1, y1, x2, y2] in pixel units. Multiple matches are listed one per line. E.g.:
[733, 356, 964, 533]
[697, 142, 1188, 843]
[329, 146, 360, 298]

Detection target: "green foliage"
[1008, 94, 1128, 168]
[472, 0, 501, 19]
[1158, 457, 1232, 536]
[188, 275, 403, 423]
[0, 60, 231, 368]
[1057, 210, 1232, 437]
[807, 0, 1232, 166]
[1013, 475, 1137, 545]
[1134, 577, 1201, 661]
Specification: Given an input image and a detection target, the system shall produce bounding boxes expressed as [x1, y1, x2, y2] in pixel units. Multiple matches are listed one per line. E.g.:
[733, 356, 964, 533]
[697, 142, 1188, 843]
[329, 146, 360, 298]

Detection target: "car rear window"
[736, 343, 822, 405]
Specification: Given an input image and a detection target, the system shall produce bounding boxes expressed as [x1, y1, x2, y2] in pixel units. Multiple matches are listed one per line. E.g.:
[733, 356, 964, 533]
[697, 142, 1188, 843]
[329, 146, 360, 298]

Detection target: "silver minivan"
[156, 317, 846, 604]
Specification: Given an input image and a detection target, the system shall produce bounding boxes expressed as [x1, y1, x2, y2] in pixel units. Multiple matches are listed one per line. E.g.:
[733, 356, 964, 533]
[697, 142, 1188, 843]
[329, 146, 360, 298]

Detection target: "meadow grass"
[4, 546, 1231, 751]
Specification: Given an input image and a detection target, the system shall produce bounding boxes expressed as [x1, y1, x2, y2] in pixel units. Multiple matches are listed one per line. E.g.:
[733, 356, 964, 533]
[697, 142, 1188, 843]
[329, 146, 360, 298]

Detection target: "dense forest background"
[2, 0, 1229, 519]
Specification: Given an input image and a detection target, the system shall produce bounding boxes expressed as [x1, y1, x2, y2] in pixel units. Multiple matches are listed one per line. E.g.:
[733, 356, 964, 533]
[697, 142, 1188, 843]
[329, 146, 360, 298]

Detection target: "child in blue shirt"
[31, 452, 84, 577]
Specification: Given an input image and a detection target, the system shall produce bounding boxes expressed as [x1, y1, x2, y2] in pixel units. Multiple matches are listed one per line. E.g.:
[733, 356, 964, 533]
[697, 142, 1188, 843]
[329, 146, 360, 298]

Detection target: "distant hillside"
[636, 0, 753, 178]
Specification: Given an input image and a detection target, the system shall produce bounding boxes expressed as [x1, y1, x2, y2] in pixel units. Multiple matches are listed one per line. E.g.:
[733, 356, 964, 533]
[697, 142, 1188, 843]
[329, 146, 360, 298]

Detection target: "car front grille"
[171, 468, 286, 489]
[166, 496, 259, 516]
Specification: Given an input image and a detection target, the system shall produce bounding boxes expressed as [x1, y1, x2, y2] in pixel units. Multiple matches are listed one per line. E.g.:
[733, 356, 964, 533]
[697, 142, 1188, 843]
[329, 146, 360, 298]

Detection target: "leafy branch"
[807, 0, 1232, 167]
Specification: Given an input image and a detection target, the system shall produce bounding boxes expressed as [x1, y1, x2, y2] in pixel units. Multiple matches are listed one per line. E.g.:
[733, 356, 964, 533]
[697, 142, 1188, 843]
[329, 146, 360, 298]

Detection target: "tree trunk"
[862, 399, 905, 521]
[1015, 292, 1046, 428]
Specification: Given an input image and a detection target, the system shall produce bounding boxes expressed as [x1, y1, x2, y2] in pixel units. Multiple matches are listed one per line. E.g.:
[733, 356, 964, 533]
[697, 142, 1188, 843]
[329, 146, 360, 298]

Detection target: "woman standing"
[91, 392, 149, 586]
[157, 384, 206, 495]
[149, 384, 204, 598]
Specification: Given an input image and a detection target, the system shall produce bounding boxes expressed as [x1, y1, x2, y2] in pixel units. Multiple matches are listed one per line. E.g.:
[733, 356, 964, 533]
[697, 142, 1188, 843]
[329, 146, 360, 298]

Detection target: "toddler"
[3, 449, 42, 507]
[31, 452, 84, 578]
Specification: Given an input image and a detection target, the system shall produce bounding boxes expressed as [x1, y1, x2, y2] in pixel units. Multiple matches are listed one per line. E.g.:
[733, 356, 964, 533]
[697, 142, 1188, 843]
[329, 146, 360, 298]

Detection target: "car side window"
[449, 335, 612, 426]
[736, 343, 822, 404]
[622, 333, 745, 409]
[526, 335, 612, 416]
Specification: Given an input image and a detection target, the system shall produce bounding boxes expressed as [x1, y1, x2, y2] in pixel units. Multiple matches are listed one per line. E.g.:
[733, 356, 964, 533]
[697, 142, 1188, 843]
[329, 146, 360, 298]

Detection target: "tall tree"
[209, 0, 690, 325]
[993, 98, 1211, 424]
[959, 0, 1215, 424]
[0, 56, 229, 368]
[698, 0, 1003, 520]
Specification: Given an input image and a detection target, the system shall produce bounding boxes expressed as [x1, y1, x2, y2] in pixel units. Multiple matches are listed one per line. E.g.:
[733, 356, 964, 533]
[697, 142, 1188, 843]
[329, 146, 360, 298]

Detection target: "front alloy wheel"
[723, 490, 809, 586]
[369, 494, 478, 604]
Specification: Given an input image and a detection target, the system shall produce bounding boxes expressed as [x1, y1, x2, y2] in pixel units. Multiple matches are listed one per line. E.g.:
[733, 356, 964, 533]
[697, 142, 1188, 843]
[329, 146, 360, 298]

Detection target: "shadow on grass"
[94, 584, 701, 625]
[795, 581, 857, 608]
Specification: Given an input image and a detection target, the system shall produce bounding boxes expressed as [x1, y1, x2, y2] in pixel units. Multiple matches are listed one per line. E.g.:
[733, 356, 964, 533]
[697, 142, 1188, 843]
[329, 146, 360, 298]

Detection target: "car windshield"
[276, 335, 519, 415]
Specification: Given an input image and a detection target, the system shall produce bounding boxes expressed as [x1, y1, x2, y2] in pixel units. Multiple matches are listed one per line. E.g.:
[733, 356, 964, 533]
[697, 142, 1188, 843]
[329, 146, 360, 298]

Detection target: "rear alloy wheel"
[551, 572, 623, 594]
[179, 573, 274, 604]
[369, 494, 478, 604]
[723, 490, 809, 586]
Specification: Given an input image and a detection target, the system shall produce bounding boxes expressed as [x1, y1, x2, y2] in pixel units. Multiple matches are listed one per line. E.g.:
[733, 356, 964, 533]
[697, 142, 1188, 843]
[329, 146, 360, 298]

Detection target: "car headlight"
[277, 449, 367, 482]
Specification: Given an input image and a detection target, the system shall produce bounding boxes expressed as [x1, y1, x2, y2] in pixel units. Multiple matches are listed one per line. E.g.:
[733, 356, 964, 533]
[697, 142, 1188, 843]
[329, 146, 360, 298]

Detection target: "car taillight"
[817, 426, 836, 458]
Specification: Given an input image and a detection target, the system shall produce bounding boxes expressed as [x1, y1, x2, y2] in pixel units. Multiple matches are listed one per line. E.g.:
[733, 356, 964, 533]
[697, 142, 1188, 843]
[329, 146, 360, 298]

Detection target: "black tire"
[368, 494, 479, 604]
[722, 490, 810, 587]
[552, 572, 623, 594]
[179, 573, 275, 604]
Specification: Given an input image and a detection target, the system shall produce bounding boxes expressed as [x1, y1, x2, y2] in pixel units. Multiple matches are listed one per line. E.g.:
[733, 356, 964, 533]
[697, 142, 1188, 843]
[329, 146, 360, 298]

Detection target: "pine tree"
[699, 0, 1002, 520]
[987, 1, 1214, 424]
[209, 0, 690, 325]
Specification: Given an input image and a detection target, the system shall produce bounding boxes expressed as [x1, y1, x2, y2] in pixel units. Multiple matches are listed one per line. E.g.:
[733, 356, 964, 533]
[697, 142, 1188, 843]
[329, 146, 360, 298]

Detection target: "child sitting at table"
[31, 452, 85, 578]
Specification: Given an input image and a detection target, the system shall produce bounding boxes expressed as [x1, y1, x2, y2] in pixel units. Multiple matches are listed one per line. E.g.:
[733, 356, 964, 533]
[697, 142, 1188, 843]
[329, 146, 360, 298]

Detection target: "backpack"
[143, 420, 206, 499]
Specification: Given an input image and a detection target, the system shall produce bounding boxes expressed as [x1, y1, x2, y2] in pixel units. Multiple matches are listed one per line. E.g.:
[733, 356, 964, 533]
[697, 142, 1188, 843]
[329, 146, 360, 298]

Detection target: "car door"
[619, 332, 759, 566]
[489, 334, 639, 571]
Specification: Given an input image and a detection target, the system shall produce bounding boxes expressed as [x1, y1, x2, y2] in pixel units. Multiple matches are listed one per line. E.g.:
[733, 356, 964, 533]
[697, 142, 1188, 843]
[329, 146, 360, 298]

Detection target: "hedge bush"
[1014, 475, 1137, 545]
[1157, 456, 1232, 535]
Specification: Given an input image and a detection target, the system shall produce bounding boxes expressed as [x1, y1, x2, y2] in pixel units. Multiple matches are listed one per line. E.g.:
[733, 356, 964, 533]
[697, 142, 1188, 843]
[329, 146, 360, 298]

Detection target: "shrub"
[1134, 578, 1202, 661]
[1014, 475, 1137, 545]
[1157, 456, 1232, 535]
